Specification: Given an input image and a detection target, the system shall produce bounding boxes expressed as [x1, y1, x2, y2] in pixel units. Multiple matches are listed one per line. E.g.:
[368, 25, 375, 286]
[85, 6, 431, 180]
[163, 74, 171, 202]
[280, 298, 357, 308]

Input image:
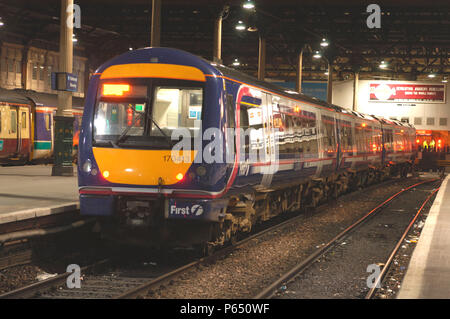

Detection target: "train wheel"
[201, 242, 216, 257]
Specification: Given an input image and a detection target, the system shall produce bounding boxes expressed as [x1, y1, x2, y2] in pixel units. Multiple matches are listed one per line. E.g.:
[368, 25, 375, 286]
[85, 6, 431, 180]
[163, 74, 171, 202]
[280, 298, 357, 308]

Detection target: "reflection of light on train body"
[94, 117, 107, 135]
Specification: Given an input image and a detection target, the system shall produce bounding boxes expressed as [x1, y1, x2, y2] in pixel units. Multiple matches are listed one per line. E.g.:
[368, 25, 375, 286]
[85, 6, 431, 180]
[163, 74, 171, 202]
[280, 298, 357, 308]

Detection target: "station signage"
[369, 83, 446, 103]
[51, 72, 79, 92]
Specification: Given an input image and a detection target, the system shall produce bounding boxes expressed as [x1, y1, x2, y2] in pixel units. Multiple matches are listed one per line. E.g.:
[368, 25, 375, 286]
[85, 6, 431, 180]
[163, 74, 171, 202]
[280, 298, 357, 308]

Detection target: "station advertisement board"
[369, 83, 446, 103]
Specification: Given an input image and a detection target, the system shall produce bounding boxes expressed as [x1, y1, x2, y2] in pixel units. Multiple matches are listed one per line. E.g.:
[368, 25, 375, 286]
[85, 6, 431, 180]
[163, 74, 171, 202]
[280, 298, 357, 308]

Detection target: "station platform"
[398, 174, 450, 298]
[0, 165, 79, 226]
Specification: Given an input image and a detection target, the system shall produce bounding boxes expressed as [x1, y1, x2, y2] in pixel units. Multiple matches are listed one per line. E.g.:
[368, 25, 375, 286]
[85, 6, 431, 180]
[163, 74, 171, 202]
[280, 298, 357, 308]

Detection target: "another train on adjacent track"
[0, 88, 83, 165]
[78, 48, 417, 251]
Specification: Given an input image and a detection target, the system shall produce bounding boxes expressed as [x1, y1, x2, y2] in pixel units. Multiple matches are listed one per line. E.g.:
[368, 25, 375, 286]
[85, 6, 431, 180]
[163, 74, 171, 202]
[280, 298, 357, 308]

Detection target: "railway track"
[0, 176, 432, 299]
[253, 178, 440, 299]
[364, 187, 439, 299]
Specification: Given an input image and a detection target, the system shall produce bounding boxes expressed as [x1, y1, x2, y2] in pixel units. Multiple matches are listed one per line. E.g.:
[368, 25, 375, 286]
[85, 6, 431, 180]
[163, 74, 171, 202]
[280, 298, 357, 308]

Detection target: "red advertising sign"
[370, 83, 446, 103]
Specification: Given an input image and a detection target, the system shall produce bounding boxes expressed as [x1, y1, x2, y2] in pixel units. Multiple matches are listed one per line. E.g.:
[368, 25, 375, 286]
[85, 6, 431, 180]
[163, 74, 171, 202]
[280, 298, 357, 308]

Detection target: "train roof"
[213, 63, 339, 110]
[0, 88, 32, 105]
[211, 62, 414, 129]
[12, 89, 85, 109]
[96, 47, 414, 131]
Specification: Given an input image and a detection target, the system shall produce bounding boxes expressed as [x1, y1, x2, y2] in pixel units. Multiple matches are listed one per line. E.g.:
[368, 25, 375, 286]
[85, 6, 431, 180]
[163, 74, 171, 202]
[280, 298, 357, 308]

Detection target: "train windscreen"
[92, 80, 203, 149]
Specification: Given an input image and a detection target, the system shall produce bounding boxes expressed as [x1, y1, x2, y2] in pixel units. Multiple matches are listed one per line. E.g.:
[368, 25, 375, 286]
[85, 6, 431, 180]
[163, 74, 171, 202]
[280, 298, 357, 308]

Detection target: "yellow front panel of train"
[93, 148, 196, 185]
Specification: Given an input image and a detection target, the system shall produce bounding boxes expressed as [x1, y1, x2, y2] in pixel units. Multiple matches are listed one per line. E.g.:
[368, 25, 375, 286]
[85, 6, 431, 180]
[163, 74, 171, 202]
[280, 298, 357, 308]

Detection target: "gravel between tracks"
[148, 177, 429, 299]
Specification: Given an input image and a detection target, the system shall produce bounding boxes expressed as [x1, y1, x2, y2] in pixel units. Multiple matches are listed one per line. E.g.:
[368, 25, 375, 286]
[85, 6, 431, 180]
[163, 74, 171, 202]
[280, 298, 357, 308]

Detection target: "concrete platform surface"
[0, 165, 78, 224]
[398, 174, 450, 298]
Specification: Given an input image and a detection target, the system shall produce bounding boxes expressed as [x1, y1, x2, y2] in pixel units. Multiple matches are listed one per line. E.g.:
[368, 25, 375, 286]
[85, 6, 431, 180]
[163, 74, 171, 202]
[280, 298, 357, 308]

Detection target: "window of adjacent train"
[21, 112, 27, 129]
[150, 86, 202, 138]
[10, 110, 17, 134]
[45, 114, 50, 131]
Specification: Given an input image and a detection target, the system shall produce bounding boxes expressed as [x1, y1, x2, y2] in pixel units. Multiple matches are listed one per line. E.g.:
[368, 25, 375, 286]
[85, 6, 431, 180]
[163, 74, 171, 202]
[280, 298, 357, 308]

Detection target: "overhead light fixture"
[129, 47, 133, 51]
[72, 34, 78, 43]
[379, 61, 388, 69]
[313, 51, 322, 59]
[442, 77, 448, 83]
[232, 58, 240, 67]
[324, 71, 329, 75]
[243, 0, 255, 9]
[428, 73, 436, 78]
[235, 21, 246, 31]
[320, 38, 329, 47]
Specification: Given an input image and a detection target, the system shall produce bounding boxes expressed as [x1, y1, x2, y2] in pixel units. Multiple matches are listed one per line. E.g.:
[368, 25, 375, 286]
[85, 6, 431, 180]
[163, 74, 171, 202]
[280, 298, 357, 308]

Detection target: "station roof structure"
[0, 0, 448, 82]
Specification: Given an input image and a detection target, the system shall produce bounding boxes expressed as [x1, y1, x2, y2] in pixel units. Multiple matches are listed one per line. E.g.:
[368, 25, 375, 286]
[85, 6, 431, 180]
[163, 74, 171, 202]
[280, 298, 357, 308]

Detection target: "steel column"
[151, 0, 161, 47]
[258, 36, 266, 81]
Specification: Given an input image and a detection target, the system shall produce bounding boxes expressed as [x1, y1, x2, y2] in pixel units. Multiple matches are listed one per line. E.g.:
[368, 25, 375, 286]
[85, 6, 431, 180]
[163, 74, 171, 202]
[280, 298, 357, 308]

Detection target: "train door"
[18, 107, 31, 156]
[260, 93, 277, 187]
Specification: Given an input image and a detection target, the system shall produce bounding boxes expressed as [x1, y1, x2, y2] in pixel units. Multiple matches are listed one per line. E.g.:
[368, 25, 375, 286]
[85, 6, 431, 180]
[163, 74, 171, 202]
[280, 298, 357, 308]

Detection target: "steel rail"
[0, 259, 110, 299]
[253, 178, 439, 299]
[364, 186, 440, 299]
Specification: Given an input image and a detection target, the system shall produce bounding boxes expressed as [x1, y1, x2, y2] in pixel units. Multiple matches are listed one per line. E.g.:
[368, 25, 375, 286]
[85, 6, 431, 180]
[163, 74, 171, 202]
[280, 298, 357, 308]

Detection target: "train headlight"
[83, 159, 92, 173]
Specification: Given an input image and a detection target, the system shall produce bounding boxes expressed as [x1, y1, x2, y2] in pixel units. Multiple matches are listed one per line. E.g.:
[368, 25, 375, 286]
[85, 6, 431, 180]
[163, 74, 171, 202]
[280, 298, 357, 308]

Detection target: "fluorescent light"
[320, 38, 329, 47]
[379, 61, 388, 69]
[243, 0, 255, 9]
[232, 59, 240, 66]
[313, 51, 322, 59]
[428, 73, 436, 78]
[235, 21, 246, 31]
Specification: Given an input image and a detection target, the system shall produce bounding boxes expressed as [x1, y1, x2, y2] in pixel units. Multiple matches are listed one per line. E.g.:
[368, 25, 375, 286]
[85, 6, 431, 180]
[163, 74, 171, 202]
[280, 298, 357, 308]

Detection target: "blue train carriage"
[78, 47, 417, 250]
[0, 88, 33, 165]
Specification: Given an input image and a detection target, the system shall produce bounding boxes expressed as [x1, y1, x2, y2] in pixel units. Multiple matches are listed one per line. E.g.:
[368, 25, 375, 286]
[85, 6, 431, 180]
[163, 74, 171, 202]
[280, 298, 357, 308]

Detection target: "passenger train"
[78, 48, 417, 251]
[0, 88, 83, 165]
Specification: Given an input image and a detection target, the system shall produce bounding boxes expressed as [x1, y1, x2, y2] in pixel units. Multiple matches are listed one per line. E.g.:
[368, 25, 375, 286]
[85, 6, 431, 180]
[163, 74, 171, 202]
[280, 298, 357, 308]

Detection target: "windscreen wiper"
[114, 107, 146, 146]
[114, 106, 172, 147]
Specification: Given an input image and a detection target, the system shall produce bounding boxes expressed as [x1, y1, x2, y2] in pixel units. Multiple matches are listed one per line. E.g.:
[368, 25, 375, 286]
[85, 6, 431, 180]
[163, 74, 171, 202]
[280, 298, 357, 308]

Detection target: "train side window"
[10, 110, 17, 133]
[0, 111, 2, 133]
[45, 114, 50, 131]
[21, 112, 27, 129]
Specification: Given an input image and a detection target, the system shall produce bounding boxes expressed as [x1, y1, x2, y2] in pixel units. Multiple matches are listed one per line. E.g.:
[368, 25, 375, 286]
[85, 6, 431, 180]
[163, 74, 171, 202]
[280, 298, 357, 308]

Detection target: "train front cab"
[78, 50, 230, 246]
